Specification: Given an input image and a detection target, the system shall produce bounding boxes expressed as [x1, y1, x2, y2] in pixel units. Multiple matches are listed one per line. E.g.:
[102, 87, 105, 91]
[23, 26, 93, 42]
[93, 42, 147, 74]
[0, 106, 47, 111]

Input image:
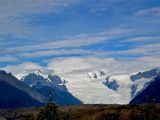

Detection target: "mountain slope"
[130, 68, 160, 98]
[0, 70, 45, 108]
[130, 75, 160, 104]
[65, 71, 131, 104]
[0, 81, 43, 108]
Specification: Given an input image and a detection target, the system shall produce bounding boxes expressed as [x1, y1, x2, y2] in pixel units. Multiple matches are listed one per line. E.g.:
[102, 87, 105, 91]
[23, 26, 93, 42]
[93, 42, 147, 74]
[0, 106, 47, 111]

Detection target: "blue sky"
[1, 0, 160, 74]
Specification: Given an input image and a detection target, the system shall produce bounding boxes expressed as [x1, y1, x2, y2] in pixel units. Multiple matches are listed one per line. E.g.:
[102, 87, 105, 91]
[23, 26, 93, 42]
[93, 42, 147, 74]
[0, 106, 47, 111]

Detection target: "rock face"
[21, 71, 82, 105]
[88, 71, 120, 91]
[103, 76, 119, 91]
[0, 70, 45, 108]
[130, 75, 160, 104]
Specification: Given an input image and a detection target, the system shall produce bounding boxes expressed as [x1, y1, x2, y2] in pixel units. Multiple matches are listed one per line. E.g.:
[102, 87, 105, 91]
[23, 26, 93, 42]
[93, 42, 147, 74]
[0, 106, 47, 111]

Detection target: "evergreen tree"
[37, 97, 60, 120]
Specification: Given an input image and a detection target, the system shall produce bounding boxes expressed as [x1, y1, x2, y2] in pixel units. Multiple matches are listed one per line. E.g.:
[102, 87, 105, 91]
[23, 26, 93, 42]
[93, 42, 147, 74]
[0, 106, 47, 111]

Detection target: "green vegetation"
[37, 98, 60, 120]
[1, 103, 160, 120]
[36, 97, 69, 120]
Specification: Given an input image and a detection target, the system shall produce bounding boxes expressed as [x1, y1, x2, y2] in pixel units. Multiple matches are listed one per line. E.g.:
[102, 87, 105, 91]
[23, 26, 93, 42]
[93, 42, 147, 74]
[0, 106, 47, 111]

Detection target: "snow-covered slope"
[61, 71, 132, 104]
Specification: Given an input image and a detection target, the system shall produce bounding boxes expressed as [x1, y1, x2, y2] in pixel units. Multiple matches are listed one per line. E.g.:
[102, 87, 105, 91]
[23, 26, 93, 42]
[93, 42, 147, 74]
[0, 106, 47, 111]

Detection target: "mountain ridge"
[0, 70, 45, 108]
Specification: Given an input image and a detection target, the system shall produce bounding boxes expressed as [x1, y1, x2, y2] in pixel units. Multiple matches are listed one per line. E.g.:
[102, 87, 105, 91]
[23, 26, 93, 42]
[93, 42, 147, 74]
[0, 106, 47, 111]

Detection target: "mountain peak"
[34, 69, 42, 75]
[87, 70, 108, 80]
[32, 69, 54, 78]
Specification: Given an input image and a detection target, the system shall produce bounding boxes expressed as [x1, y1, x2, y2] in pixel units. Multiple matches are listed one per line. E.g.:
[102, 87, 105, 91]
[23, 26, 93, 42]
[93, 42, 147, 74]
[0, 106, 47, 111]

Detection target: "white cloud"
[125, 36, 160, 42]
[8, 28, 130, 53]
[48, 57, 94, 74]
[113, 43, 160, 56]
[0, 0, 80, 35]
[0, 18, 32, 36]
[18, 49, 95, 58]
[0, 0, 79, 18]
[9, 35, 109, 52]
[47, 56, 160, 75]
[2, 62, 42, 79]
[0, 55, 18, 62]
[135, 7, 160, 16]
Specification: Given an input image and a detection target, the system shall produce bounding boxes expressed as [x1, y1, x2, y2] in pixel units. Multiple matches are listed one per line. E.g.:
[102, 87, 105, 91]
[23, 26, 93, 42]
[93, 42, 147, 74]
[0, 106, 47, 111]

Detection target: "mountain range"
[0, 67, 160, 108]
[0, 70, 82, 108]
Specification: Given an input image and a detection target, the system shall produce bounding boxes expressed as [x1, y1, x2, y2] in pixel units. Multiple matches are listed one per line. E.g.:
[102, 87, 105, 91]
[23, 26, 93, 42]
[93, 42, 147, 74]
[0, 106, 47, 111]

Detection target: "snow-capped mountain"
[3, 67, 160, 105]
[20, 69, 82, 105]
[21, 69, 66, 90]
